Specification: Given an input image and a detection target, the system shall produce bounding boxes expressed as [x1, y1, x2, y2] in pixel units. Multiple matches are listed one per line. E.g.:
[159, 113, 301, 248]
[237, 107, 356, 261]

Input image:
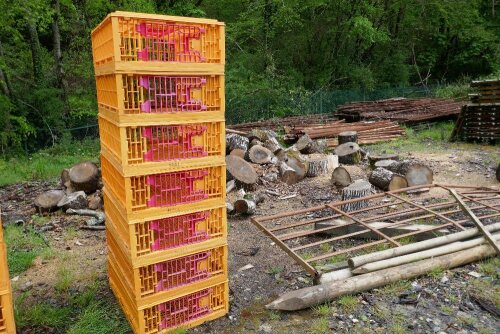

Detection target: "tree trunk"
[331, 165, 365, 187]
[226, 155, 258, 189]
[341, 180, 372, 212]
[52, 0, 70, 117]
[334, 142, 361, 165]
[369, 167, 408, 191]
[338, 131, 358, 144]
[385, 160, 433, 186]
[305, 154, 337, 177]
[27, 21, 43, 82]
[266, 244, 496, 311]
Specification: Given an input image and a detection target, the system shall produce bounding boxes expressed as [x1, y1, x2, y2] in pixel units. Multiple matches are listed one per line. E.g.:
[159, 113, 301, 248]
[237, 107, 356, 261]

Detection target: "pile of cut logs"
[228, 113, 337, 132]
[225, 129, 339, 214]
[336, 98, 462, 123]
[33, 161, 105, 227]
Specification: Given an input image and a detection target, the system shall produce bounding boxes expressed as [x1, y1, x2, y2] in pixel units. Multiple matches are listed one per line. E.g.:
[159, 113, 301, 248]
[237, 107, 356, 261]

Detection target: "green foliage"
[66, 301, 130, 334]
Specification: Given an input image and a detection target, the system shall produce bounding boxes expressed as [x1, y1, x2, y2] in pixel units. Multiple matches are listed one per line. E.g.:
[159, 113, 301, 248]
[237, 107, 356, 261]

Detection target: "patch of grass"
[0, 138, 99, 186]
[4, 224, 49, 275]
[64, 226, 79, 241]
[327, 254, 348, 264]
[478, 256, 500, 279]
[312, 303, 332, 317]
[477, 325, 494, 334]
[301, 251, 314, 260]
[457, 313, 476, 326]
[428, 266, 444, 279]
[389, 321, 407, 334]
[267, 266, 284, 275]
[469, 278, 500, 310]
[268, 311, 281, 321]
[55, 266, 73, 293]
[66, 301, 130, 334]
[309, 318, 329, 334]
[379, 280, 410, 295]
[398, 236, 415, 245]
[371, 305, 390, 321]
[319, 243, 332, 253]
[15, 293, 72, 328]
[337, 295, 359, 313]
[31, 215, 49, 226]
[440, 305, 453, 315]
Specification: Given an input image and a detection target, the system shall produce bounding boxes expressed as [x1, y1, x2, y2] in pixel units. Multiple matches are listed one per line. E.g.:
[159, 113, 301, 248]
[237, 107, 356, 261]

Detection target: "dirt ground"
[1, 144, 499, 334]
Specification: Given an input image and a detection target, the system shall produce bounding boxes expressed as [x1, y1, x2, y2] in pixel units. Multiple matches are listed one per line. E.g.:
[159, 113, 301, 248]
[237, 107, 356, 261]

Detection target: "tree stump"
[331, 165, 365, 188]
[305, 154, 338, 177]
[341, 180, 372, 212]
[229, 148, 247, 159]
[68, 161, 99, 194]
[234, 199, 256, 215]
[338, 131, 358, 144]
[226, 133, 249, 153]
[226, 155, 258, 190]
[296, 134, 319, 154]
[369, 167, 408, 191]
[385, 160, 433, 186]
[374, 159, 397, 169]
[334, 142, 361, 165]
[34, 190, 66, 213]
[248, 145, 274, 164]
[368, 154, 399, 167]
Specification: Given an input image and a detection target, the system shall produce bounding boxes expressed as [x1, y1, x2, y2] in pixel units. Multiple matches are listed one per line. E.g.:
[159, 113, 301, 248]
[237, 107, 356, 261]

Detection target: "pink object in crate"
[150, 211, 209, 251]
[154, 252, 211, 292]
[158, 289, 212, 329]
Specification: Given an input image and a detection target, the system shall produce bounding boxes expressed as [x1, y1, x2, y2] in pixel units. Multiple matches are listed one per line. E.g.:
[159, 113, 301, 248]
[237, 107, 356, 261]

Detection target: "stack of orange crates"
[91, 11, 228, 333]
[0, 220, 16, 334]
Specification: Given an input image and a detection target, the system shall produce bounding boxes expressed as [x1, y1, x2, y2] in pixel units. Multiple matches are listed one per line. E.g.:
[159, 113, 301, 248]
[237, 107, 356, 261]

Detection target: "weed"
[478, 257, 500, 279]
[379, 280, 410, 295]
[309, 318, 329, 334]
[301, 251, 314, 260]
[337, 295, 359, 313]
[55, 266, 73, 293]
[4, 224, 49, 275]
[15, 295, 72, 328]
[267, 266, 283, 275]
[66, 301, 130, 334]
[440, 305, 453, 314]
[31, 215, 49, 226]
[312, 303, 331, 317]
[371, 305, 390, 321]
[327, 254, 348, 264]
[477, 325, 494, 334]
[398, 236, 415, 245]
[428, 266, 444, 279]
[389, 321, 407, 334]
[268, 311, 281, 321]
[64, 226, 78, 241]
[319, 243, 332, 253]
[457, 313, 476, 326]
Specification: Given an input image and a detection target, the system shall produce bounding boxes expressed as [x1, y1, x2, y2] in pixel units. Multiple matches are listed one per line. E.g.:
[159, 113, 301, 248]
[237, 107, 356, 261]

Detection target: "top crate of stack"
[92, 11, 225, 75]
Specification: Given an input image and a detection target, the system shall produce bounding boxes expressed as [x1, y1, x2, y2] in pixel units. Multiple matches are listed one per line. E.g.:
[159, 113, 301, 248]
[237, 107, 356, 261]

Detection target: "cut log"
[286, 156, 308, 180]
[234, 199, 257, 215]
[248, 145, 274, 164]
[374, 159, 397, 169]
[266, 243, 496, 311]
[369, 167, 408, 191]
[263, 137, 283, 154]
[61, 168, 70, 187]
[318, 269, 353, 285]
[385, 160, 433, 186]
[338, 131, 358, 144]
[226, 202, 234, 214]
[341, 180, 371, 212]
[304, 154, 339, 177]
[34, 190, 65, 213]
[226, 133, 249, 153]
[226, 155, 258, 189]
[57, 191, 87, 211]
[334, 142, 361, 165]
[69, 161, 99, 194]
[330, 165, 365, 188]
[296, 134, 319, 154]
[368, 154, 399, 167]
[249, 138, 263, 149]
[352, 233, 500, 274]
[229, 148, 247, 159]
[249, 129, 276, 142]
[348, 222, 500, 269]
[280, 162, 302, 185]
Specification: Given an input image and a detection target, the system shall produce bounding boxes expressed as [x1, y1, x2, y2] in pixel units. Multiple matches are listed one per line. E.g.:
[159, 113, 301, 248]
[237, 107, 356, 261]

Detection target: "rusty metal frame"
[251, 184, 500, 278]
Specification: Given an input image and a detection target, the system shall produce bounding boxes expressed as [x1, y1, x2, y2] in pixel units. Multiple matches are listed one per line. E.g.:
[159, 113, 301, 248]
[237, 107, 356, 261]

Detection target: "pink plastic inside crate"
[143, 124, 208, 162]
[154, 252, 211, 292]
[150, 211, 209, 251]
[147, 169, 209, 207]
[158, 289, 211, 329]
[139, 76, 207, 113]
[136, 23, 206, 62]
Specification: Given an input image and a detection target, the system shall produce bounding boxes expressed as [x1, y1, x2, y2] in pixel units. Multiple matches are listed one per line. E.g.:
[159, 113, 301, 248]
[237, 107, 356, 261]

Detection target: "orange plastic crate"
[108, 230, 227, 306]
[101, 154, 225, 219]
[96, 73, 224, 125]
[0, 243, 9, 293]
[92, 11, 224, 75]
[0, 291, 15, 334]
[104, 190, 226, 266]
[99, 115, 225, 176]
[109, 259, 228, 334]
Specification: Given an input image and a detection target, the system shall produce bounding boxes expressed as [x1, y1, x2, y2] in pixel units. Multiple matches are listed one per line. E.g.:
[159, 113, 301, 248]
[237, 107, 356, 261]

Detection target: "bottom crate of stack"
[0, 290, 16, 334]
[109, 258, 228, 333]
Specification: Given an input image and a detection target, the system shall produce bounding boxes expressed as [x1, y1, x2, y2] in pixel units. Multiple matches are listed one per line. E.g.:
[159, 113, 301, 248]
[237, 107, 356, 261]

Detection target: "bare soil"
[1, 144, 499, 334]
